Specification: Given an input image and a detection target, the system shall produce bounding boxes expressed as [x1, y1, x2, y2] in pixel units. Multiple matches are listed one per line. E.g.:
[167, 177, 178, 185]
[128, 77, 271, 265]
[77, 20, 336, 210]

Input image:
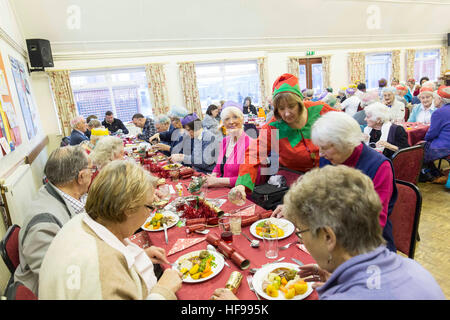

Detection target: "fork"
[246, 275, 261, 300]
[279, 241, 298, 250]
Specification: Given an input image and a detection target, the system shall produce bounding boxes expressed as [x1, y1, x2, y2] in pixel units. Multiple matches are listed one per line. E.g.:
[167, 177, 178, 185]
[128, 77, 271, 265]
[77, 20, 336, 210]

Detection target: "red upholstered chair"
[4, 281, 37, 300]
[390, 180, 422, 259]
[391, 143, 425, 185]
[0, 224, 21, 274]
[404, 107, 410, 122]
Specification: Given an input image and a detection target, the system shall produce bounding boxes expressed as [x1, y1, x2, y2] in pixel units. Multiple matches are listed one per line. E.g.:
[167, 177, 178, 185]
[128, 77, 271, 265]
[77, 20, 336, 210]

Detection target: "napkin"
[127, 231, 151, 249]
[167, 237, 206, 256]
[232, 204, 255, 217]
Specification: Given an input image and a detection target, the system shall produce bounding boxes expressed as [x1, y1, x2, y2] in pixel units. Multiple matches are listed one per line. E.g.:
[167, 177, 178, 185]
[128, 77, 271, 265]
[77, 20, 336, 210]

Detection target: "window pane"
[414, 49, 440, 82]
[73, 88, 112, 120]
[298, 65, 307, 90]
[113, 87, 139, 122]
[311, 63, 323, 94]
[365, 53, 391, 90]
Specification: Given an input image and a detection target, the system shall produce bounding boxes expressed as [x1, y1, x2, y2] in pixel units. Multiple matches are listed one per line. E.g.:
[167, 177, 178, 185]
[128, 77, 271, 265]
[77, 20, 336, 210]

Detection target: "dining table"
[126, 150, 318, 301]
[401, 122, 430, 146]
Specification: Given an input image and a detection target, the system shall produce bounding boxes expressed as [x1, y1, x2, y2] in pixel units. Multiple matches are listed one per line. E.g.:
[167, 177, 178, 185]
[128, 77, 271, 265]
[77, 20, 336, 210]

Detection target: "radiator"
[1, 164, 39, 227]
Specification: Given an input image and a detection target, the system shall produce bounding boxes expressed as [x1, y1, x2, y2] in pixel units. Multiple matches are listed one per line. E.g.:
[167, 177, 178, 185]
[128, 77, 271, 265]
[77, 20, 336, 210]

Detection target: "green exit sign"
[306, 50, 315, 56]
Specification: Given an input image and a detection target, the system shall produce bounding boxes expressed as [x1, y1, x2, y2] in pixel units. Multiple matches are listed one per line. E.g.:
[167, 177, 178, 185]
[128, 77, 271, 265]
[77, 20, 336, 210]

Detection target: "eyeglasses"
[295, 228, 310, 242]
[145, 204, 156, 212]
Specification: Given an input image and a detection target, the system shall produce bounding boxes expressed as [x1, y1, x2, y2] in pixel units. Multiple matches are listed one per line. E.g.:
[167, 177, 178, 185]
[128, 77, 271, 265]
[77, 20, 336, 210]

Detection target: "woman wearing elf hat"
[228, 73, 335, 204]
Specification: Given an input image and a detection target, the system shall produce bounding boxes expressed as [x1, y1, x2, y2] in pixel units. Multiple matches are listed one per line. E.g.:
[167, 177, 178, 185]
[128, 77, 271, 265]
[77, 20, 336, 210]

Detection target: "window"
[195, 61, 260, 113]
[70, 68, 152, 123]
[298, 58, 323, 95]
[365, 53, 392, 89]
[414, 49, 440, 82]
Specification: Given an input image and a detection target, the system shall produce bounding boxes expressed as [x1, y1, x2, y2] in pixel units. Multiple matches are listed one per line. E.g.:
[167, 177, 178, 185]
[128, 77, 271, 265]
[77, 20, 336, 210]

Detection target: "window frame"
[298, 57, 323, 94]
[414, 49, 440, 82]
[365, 52, 392, 90]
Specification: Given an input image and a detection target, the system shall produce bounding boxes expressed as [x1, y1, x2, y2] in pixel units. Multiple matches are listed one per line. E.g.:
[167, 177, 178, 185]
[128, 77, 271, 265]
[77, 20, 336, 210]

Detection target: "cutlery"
[291, 258, 304, 266]
[246, 275, 261, 300]
[163, 223, 168, 244]
[242, 232, 260, 248]
[279, 240, 298, 250]
[206, 244, 230, 268]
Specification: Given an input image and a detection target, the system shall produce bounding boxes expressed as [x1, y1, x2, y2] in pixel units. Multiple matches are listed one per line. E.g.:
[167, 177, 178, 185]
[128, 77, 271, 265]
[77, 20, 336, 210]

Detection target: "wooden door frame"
[298, 57, 323, 89]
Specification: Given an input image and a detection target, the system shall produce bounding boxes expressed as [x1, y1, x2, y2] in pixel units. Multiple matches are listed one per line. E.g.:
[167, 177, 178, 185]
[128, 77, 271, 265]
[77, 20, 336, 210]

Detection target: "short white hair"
[312, 112, 363, 152]
[70, 116, 85, 129]
[364, 102, 391, 123]
[220, 106, 244, 122]
[155, 114, 170, 125]
[90, 136, 124, 169]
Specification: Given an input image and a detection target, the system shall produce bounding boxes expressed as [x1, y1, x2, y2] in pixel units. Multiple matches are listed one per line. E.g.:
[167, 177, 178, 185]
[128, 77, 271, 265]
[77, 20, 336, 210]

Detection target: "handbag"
[250, 176, 289, 210]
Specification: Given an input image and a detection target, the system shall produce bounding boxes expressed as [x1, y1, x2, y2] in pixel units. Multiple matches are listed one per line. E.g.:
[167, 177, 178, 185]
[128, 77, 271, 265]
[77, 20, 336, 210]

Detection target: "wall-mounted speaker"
[26, 39, 54, 70]
[447, 33, 450, 47]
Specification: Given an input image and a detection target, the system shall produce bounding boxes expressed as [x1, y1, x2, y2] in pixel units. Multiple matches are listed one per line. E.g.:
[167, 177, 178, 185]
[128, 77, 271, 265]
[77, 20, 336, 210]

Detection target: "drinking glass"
[229, 214, 242, 235]
[219, 216, 233, 244]
[262, 228, 278, 259]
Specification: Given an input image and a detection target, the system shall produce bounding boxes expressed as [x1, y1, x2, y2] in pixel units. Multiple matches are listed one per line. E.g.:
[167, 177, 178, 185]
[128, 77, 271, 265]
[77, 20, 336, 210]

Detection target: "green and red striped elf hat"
[272, 73, 304, 100]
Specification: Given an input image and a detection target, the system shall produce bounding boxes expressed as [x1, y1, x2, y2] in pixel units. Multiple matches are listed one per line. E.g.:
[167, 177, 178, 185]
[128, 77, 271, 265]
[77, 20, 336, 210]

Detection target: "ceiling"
[9, 0, 450, 58]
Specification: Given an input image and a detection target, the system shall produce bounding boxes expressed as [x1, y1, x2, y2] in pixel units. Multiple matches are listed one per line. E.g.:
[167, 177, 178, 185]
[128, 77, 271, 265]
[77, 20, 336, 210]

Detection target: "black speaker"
[26, 39, 54, 68]
[448, 33, 450, 47]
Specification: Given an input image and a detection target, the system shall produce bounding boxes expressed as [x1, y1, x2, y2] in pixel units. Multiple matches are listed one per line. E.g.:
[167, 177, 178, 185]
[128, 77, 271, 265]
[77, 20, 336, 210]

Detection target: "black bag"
[251, 182, 289, 211]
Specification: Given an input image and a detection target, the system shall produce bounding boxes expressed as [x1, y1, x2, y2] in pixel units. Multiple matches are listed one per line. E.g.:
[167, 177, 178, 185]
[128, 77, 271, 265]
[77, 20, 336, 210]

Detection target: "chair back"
[4, 281, 37, 300]
[404, 107, 410, 122]
[391, 143, 424, 185]
[390, 180, 422, 259]
[0, 224, 21, 274]
[60, 136, 71, 147]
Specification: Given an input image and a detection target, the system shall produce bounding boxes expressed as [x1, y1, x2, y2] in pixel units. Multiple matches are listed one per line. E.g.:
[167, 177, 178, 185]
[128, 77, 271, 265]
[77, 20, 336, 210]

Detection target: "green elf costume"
[235, 73, 335, 192]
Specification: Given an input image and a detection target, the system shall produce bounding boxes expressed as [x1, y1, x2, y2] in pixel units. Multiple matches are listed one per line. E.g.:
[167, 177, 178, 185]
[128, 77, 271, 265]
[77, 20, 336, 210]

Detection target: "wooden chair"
[391, 143, 425, 185]
[390, 180, 422, 259]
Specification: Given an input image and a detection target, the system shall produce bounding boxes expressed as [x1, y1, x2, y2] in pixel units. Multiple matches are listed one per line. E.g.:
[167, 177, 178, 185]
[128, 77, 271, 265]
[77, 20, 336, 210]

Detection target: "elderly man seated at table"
[213, 166, 444, 300]
[381, 87, 406, 122]
[205, 104, 261, 188]
[69, 116, 89, 146]
[15, 146, 93, 296]
[422, 86, 450, 184]
[149, 109, 188, 156]
[132, 113, 158, 142]
[408, 87, 436, 123]
[170, 113, 218, 174]
[363, 102, 410, 159]
[39, 160, 183, 300]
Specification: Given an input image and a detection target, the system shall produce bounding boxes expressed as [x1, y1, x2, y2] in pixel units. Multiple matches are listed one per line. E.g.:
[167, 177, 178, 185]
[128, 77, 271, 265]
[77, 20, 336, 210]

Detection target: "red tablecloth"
[130, 170, 318, 301]
[402, 122, 430, 146]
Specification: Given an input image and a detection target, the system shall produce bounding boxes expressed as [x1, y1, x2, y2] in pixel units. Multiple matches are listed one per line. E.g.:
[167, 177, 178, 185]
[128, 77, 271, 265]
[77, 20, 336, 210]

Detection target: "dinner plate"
[252, 262, 313, 300]
[141, 211, 179, 231]
[249, 218, 295, 240]
[174, 250, 225, 283]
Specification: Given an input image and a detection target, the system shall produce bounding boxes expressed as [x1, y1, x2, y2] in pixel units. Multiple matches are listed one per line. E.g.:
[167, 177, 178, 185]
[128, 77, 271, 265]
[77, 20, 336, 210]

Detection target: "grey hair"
[220, 106, 244, 122]
[70, 116, 85, 129]
[311, 111, 364, 152]
[155, 114, 171, 125]
[88, 119, 102, 128]
[283, 165, 385, 256]
[364, 102, 391, 123]
[44, 146, 88, 186]
[90, 136, 124, 169]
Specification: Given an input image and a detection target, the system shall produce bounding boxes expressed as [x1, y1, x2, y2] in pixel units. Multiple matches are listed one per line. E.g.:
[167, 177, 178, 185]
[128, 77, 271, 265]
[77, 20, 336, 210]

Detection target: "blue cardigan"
[425, 103, 450, 149]
[69, 130, 89, 146]
[408, 104, 436, 122]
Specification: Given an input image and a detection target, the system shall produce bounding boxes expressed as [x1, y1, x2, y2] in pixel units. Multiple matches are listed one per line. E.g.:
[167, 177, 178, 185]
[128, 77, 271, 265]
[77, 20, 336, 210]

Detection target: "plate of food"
[141, 212, 179, 231]
[249, 218, 295, 240]
[175, 250, 224, 283]
[252, 263, 313, 300]
[162, 163, 182, 170]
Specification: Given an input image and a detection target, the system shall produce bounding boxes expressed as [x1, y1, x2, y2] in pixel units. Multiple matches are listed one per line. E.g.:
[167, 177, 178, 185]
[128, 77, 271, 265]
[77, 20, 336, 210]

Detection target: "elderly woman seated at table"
[382, 87, 406, 122]
[205, 104, 261, 188]
[422, 86, 450, 184]
[311, 111, 397, 252]
[408, 87, 436, 123]
[39, 160, 183, 299]
[363, 102, 409, 159]
[213, 166, 444, 300]
[170, 113, 218, 174]
[90, 136, 125, 170]
[202, 104, 221, 135]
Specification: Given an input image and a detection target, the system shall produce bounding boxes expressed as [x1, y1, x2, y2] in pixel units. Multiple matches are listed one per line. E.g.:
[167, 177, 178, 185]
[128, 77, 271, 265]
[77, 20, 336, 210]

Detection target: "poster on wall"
[9, 56, 38, 140]
[0, 52, 22, 151]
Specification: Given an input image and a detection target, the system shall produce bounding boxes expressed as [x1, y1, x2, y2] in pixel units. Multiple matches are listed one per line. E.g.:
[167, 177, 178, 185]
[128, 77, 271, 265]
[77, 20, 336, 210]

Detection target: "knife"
[291, 258, 304, 266]
[163, 223, 168, 244]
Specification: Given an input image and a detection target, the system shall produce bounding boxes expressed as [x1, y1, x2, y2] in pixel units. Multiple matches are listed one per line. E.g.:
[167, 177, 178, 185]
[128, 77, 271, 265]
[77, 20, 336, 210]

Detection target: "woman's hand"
[154, 143, 170, 152]
[376, 141, 397, 151]
[157, 269, 183, 294]
[228, 185, 246, 205]
[205, 175, 219, 187]
[271, 204, 285, 218]
[170, 154, 184, 163]
[145, 246, 170, 265]
[149, 133, 160, 144]
[210, 288, 239, 300]
[297, 264, 331, 289]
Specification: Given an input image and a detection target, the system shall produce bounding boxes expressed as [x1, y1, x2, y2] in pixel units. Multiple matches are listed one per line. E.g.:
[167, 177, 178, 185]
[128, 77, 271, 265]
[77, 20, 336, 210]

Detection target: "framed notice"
[0, 70, 9, 95]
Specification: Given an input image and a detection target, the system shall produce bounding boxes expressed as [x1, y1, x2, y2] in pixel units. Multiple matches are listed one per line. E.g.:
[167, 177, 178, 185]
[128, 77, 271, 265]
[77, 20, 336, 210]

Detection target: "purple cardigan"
[425, 103, 450, 149]
[317, 246, 445, 300]
[212, 132, 261, 187]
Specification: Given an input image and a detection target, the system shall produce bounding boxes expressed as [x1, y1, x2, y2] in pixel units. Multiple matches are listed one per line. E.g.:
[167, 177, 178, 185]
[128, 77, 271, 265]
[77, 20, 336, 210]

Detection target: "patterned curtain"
[46, 70, 77, 137]
[439, 46, 448, 78]
[348, 52, 365, 85]
[145, 63, 170, 116]
[178, 62, 203, 119]
[321, 55, 331, 89]
[391, 50, 401, 83]
[406, 49, 416, 80]
[287, 57, 300, 79]
[257, 57, 269, 109]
